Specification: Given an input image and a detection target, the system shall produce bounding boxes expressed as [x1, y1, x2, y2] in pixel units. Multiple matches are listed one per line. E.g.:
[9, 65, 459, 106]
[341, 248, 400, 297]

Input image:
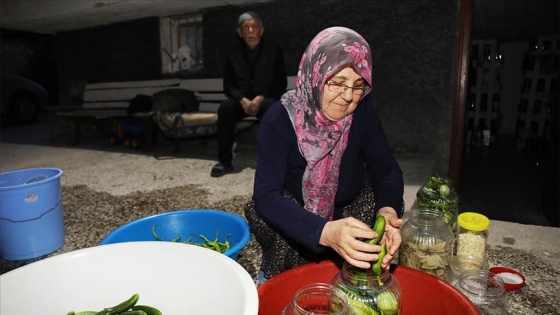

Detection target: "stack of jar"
[456, 212, 489, 259]
[405, 177, 508, 314]
[452, 212, 507, 314]
[445, 212, 491, 285]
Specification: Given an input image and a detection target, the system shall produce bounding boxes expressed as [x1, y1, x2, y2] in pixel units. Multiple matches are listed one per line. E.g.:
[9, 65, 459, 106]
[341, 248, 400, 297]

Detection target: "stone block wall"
[204, 0, 458, 172]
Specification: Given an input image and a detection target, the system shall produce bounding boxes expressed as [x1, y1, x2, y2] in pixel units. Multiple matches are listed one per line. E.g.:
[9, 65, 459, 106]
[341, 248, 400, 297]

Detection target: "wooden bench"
[56, 76, 296, 151]
[56, 79, 180, 149]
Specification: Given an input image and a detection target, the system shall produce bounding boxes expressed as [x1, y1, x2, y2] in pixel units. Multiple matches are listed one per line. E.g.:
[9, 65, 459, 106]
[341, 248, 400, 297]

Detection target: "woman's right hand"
[319, 217, 383, 269]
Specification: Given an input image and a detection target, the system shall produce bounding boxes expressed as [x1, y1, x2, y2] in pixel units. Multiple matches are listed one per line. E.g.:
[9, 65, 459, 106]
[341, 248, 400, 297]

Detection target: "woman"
[244, 27, 404, 282]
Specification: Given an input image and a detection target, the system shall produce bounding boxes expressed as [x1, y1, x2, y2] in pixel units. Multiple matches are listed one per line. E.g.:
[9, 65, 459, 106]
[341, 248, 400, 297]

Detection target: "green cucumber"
[102, 293, 139, 314]
[131, 305, 163, 315]
[366, 216, 386, 245]
[376, 290, 399, 315]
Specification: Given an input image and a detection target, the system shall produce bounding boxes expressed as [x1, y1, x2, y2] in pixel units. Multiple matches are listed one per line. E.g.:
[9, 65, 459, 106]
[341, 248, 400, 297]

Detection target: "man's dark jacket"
[223, 37, 287, 102]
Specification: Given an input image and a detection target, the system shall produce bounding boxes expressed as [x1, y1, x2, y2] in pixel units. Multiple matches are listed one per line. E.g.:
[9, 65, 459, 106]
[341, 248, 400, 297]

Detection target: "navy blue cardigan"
[253, 96, 404, 253]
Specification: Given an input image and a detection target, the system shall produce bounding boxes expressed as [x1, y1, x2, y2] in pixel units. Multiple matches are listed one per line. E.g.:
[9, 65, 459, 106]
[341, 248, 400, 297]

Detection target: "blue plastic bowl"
[100, 209, 251, 260]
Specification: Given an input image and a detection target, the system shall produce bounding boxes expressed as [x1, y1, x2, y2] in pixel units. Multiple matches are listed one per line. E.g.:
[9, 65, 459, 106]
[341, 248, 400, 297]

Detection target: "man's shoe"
[211, 162, 234, 177]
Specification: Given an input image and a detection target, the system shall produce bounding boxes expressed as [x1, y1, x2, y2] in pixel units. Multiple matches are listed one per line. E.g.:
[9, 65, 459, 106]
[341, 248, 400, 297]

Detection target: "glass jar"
[281, 283, 350, 315]
[456, 270, 508, 315]
[445, 254, 489, 287]
[399, 208, 455, 278]
[457, 212, 490, 259]
[331, 262, 402, 315]
[416, 176, 459, 233]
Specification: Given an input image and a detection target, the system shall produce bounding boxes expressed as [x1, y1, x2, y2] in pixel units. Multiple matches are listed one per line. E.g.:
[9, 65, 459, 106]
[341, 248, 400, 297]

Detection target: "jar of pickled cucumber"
[331, 262, 402, 315]
[416, 176, 459, 233]
[456, 212, 490, 259]
[281, 283, 351, 315]
[399, 208, 455, 279]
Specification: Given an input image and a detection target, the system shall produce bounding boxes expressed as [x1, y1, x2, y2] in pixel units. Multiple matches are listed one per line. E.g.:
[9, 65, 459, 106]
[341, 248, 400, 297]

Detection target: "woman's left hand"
[376, 207, 404, 269]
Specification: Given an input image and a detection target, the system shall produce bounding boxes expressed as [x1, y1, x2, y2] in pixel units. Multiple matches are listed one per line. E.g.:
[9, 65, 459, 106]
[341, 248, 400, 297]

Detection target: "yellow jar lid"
[458, 212, 490, 231]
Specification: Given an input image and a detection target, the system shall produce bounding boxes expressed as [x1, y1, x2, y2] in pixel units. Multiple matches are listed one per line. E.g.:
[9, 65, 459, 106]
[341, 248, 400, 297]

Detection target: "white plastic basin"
[0, 241, 258, 314]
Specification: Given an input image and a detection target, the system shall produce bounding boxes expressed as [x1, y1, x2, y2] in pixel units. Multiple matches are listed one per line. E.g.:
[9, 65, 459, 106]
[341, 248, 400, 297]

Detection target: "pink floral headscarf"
[281, 27, 373, 219]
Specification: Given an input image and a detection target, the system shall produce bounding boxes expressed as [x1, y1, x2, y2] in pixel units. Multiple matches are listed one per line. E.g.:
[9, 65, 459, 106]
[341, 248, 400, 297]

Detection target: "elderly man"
[211, 11, 287, 177]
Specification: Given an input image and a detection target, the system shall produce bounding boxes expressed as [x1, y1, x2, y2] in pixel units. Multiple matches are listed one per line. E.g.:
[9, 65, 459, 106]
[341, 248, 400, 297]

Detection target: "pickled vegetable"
[416, 176, 459, 231]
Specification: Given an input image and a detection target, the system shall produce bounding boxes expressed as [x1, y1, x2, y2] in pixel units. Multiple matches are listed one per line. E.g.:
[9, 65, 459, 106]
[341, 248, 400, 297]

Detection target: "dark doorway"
[459, 0, 559, 226]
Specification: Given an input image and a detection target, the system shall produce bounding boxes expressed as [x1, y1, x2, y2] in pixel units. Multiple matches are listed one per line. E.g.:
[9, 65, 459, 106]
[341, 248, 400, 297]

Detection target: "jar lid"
[490, 267, 525, 291]
[458, 212, 490, 231]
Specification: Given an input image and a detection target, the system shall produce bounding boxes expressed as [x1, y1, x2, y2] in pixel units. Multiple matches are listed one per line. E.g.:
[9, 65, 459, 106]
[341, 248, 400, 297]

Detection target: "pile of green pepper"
[151, 224, 231, 253]
[67, 293, 162, 315]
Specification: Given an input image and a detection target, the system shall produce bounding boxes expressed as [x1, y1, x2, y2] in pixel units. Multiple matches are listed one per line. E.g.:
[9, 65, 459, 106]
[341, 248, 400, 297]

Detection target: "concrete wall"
[53, 17, 161, 107]
[202, 0, 459, 173]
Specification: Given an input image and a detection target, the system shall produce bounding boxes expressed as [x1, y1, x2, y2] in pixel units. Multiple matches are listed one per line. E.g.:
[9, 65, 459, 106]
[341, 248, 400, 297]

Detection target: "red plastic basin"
[258, 260, 480, 315]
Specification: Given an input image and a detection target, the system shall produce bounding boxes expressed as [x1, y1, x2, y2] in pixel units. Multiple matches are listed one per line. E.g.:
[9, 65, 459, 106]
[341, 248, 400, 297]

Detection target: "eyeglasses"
[326, 81, 370, 95]
[240, 22, 262, 31]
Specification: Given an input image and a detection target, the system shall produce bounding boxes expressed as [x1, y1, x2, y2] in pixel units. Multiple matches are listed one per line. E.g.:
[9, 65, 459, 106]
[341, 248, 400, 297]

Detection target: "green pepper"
[151, 224, 231, 253]
[151, 224, 161, 241]
[372, 244, 387, 276]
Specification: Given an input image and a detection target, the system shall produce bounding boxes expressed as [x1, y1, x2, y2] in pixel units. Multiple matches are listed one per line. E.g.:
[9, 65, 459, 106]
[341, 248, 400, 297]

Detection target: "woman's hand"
[319, 217, 381, 269]
[376, 207, 404, 269]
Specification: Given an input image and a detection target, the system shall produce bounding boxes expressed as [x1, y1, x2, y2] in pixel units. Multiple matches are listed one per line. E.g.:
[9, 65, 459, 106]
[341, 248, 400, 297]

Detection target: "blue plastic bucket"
[0, 168, 65, 260]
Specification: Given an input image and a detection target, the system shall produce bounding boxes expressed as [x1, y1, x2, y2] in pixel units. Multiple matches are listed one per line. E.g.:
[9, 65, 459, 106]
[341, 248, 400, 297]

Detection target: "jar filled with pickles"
[331, 262, 402, 315]
[399, 208, 455, 278]
[416, 176, 459, 233]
